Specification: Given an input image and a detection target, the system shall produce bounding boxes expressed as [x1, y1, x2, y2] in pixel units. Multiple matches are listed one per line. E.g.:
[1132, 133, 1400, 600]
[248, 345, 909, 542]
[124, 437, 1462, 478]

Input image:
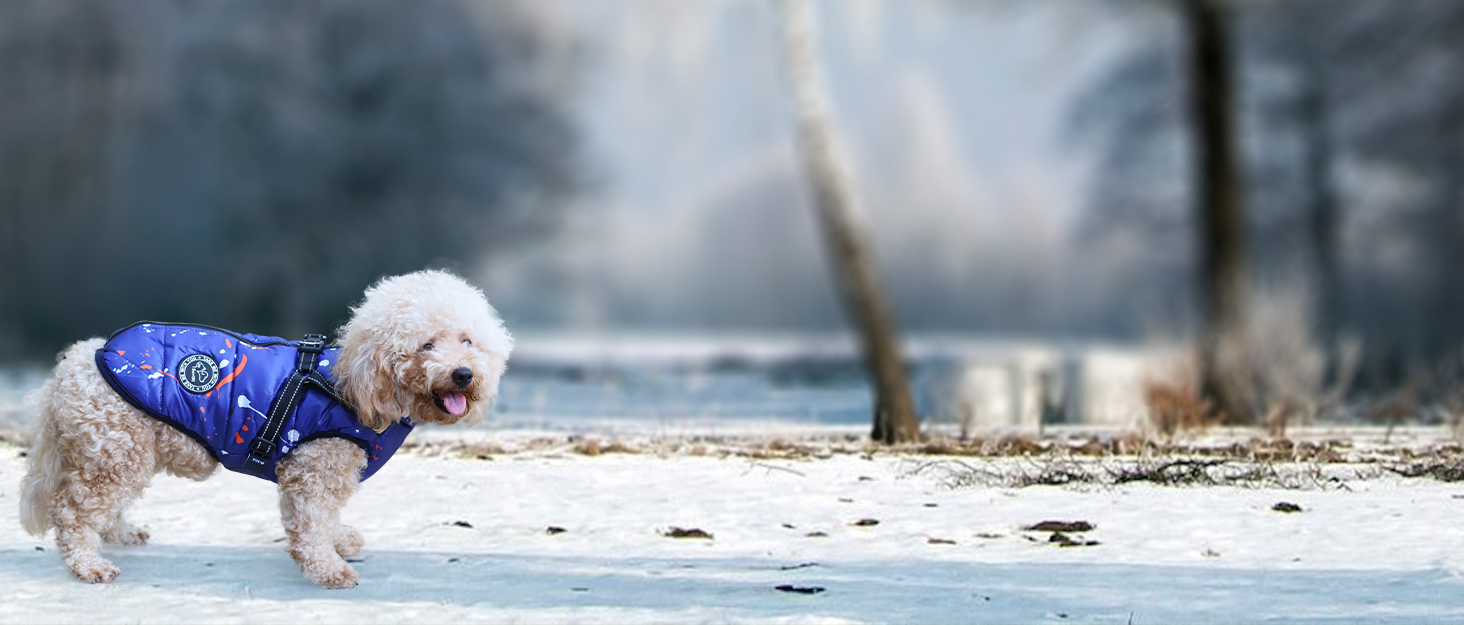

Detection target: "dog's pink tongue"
[442, 392, 468, 416]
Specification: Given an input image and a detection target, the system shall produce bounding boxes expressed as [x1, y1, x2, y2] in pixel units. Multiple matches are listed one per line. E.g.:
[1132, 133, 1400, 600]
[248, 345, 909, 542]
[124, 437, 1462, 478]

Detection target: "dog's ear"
[334, 333, 406, 432]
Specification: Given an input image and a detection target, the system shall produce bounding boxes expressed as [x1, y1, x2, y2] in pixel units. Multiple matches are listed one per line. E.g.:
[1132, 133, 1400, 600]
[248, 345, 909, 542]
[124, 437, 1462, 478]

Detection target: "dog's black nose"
[452, 368, 473, 388]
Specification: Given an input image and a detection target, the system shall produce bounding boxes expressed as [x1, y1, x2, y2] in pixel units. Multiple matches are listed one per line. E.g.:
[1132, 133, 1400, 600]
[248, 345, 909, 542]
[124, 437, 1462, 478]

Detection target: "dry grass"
[5, 425, 1441, 488]
[1143, 377, 1213, 438]
[398, 433, 868, 462]
[1383, 459, 1464, 481]
[571, 439, 641, 456]
[1248, 285, 1325, 437]
[389, 430, 1455, 469]
[1135, 283, 1359, 437]
[906, 456, 1362, 490]
[3, 423, 1463, 490]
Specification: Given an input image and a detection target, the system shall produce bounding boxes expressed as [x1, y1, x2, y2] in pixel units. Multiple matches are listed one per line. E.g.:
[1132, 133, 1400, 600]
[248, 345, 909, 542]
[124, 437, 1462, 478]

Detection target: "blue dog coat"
[95, 321, 413, 482]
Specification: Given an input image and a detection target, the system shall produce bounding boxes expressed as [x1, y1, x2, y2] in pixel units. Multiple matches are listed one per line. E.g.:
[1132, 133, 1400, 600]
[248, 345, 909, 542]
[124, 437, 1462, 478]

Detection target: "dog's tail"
[19, 374, 64, 537]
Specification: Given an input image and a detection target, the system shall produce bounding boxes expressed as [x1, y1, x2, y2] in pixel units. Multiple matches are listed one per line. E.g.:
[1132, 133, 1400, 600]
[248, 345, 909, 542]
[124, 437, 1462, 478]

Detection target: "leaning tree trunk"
[1183, 0, 1252, 425]
[773, 0, 919, 444]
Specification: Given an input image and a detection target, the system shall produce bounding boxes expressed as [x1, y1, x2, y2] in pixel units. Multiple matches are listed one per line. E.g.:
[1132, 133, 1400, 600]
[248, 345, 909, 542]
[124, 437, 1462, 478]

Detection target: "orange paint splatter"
[140, 365, 152, 370]
[117, 350, 126, 355]
[242, 424, 249, 431]
[199, 406, 205, 413]
[235, 433, 244, 444]
[214, 353, 248, 388]
[225, 338, 233, 348]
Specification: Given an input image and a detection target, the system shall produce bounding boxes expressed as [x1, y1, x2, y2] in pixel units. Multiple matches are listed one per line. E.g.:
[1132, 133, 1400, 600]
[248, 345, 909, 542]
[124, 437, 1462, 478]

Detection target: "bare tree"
[772, 0, 919, 443]
[1183, 0, 1252, 424]
[1074, 0, 1464, 406]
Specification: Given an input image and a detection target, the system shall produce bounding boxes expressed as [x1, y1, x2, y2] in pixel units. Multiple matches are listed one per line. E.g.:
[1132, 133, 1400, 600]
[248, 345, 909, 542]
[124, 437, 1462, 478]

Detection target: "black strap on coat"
[244, 334, 347, 473]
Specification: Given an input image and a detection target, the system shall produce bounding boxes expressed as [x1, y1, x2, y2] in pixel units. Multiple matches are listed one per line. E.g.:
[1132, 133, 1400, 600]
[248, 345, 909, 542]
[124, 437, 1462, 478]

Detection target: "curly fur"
[335, 270, 513, 431]
[17, 270, 511, 588]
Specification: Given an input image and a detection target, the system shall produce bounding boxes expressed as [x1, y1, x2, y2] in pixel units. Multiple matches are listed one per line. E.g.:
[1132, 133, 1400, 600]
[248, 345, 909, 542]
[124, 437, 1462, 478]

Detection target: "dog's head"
[333, 270, 513, 430]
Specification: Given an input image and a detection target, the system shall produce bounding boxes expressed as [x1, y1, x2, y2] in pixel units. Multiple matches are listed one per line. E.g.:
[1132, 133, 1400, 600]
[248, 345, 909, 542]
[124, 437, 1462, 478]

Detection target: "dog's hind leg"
[92, 413, 216, 548]
[51, 432, 155, 582]
[49, 419, 156, 583]
[44, 342, 159, 583]
[116, 416, 219, 550]
[276, 438, 366, 589]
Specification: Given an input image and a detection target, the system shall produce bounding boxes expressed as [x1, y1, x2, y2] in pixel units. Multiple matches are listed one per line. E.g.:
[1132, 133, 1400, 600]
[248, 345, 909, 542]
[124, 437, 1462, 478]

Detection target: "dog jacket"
[95, 321, 413, 482]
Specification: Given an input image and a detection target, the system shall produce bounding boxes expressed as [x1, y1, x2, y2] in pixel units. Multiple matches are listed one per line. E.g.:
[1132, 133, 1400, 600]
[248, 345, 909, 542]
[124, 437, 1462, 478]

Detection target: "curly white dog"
[18, 270, 512, 588]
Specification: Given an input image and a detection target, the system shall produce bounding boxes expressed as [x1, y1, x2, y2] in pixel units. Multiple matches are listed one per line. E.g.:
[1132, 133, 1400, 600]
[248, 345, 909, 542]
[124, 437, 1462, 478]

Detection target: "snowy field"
[5, 439, 1464, 624]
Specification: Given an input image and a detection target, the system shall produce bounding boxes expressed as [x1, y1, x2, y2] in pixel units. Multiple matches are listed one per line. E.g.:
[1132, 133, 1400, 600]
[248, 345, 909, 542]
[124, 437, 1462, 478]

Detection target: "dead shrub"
[602, 440, 638, 454]
[908, 456, 1349, 490]
[570, 439, 640, 456]
[572, 439, 603, 456]
[1248, 285, 1328, 438]
[1143, 376, 1212, 438]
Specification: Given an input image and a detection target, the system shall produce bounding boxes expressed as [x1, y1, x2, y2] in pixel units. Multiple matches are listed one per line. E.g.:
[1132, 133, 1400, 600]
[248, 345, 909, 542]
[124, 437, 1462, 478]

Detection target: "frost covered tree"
[1073, 0, 1464, 407]
[773, 0, 919, 444]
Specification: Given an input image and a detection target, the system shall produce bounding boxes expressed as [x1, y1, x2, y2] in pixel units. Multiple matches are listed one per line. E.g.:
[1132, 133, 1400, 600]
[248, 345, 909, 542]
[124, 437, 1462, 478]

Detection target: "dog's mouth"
[433, 391, 469, 416]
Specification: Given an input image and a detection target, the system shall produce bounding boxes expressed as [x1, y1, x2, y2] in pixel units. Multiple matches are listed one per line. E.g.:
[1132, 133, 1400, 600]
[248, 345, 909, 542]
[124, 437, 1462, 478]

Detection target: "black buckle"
[299, 334, 327, 354]
[245, 438, 275, 472]
[249, 437, 275, 458]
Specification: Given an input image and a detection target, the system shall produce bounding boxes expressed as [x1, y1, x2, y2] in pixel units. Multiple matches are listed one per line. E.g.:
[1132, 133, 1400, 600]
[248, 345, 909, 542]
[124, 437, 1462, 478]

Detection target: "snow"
[4, 441, 1464, 623]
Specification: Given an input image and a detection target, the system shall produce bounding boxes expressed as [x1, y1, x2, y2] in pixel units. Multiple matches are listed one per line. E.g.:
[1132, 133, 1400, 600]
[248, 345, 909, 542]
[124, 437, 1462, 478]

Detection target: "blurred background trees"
[1074, 0, 1464, 415]
[8, 0, 1464, 431]
[0, 0, 578, 358]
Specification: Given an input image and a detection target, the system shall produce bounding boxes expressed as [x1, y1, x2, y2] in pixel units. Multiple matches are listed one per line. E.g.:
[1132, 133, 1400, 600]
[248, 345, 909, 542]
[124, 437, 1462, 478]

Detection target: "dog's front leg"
[276, 438, 366, 589]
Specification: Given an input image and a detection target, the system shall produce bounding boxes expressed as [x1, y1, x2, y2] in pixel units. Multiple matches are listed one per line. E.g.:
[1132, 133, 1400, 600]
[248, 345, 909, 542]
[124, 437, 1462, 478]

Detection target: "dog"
[18, 270, 512, 588]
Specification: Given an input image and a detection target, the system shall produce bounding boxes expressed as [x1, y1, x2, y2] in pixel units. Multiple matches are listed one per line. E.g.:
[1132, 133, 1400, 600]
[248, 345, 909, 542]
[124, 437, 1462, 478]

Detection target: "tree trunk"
[1183, 0, 1252, 424]
[772, 0, 919, 443]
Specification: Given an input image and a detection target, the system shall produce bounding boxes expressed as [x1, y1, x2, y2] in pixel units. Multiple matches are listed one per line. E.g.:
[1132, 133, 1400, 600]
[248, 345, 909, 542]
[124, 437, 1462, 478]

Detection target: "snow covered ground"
[5, 439, 1464, 624]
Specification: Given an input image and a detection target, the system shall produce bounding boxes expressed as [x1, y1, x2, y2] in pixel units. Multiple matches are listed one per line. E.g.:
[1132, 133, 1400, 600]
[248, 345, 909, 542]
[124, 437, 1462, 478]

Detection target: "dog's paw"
[68, 557, 121, 584]
[333, 525, 365, 559]
[311, 563, 360, 589]
[103, 523, 150, 546]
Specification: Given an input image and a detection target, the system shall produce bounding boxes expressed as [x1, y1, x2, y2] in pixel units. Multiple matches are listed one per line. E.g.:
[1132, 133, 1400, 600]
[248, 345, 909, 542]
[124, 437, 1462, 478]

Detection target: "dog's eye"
[462, 339, 472, 346]
[421, 342, 435, 352]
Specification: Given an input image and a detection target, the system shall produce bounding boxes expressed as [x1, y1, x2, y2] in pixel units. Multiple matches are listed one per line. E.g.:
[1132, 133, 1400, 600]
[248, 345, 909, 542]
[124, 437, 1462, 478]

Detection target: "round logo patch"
[178, 354, 220, 394]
